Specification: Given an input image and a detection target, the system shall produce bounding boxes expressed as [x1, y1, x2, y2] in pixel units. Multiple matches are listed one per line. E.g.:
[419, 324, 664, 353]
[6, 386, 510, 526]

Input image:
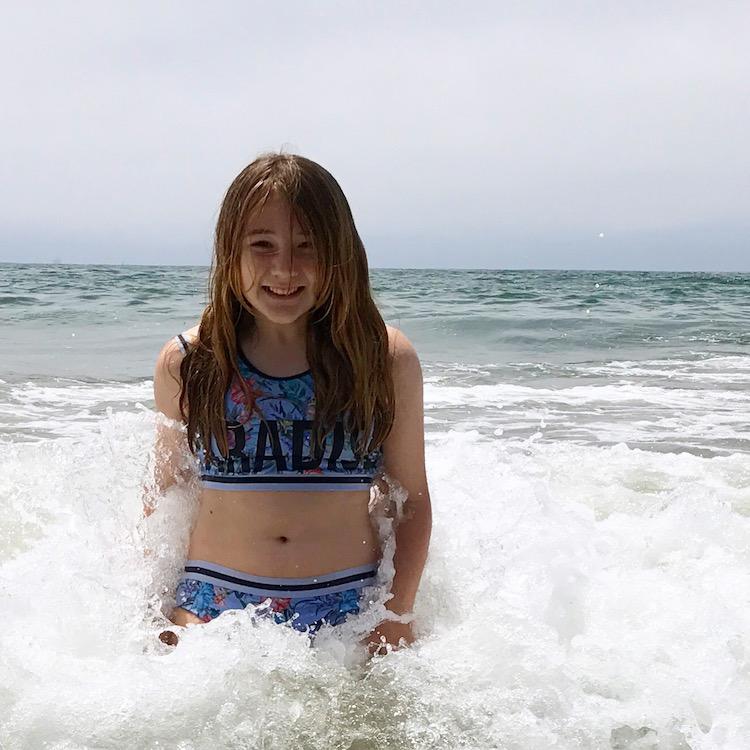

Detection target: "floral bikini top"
[174, 334, 384, 492]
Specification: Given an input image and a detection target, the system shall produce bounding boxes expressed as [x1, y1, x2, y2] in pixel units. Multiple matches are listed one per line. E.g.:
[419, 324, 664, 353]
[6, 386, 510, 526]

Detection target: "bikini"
[170, 333, 383, 637]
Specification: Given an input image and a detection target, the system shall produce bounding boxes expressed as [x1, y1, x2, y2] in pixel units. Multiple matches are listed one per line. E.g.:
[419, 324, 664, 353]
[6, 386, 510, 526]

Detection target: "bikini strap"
[175, 333, 190, 355]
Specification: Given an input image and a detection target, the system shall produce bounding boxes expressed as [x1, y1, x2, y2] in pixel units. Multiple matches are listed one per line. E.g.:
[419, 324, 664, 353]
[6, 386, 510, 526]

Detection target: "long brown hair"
[178, 151, 395, 465]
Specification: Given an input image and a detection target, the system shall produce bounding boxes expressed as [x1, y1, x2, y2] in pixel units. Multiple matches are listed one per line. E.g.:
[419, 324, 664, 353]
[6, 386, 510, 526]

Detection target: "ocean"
[1, 263, 749, 748]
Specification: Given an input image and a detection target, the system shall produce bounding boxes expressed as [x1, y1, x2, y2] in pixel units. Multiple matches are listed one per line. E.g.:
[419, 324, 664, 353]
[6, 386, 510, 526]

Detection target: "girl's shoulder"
[153, 323, 200, 422]
[384, 325, 422, 402]
[385, 324, 419, 363]
[152, 337, 184, 422]
[183, 323, 200, 340]
[175, 324, 200, 353]
[154, 324, 200, 380]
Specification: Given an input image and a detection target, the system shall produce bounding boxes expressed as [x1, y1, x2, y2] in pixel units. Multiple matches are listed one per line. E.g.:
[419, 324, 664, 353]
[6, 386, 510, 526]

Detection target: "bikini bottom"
[173, 558, 379, 638]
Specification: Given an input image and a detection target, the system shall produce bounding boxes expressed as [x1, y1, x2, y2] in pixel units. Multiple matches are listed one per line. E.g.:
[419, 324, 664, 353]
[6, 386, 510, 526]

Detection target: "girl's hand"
[361, 619, 415, 657]
[159, 629, 180, 646]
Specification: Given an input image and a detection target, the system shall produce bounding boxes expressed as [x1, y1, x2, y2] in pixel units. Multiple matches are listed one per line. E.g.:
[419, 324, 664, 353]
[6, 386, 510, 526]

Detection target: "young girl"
[144, 152, 431, 655]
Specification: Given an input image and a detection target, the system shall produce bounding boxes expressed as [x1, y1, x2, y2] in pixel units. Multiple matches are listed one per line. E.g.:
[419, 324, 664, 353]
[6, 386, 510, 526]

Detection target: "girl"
[144, 152, 431, 655]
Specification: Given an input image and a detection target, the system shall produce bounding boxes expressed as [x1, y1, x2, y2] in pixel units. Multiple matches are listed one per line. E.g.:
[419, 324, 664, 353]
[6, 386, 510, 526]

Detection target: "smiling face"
[239, 191, 318, 329]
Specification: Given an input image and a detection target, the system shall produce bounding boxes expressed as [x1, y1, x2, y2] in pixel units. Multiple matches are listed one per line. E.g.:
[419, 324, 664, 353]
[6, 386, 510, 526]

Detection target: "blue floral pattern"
[194, 354, 383, 479]
[174, 578, 364, 634]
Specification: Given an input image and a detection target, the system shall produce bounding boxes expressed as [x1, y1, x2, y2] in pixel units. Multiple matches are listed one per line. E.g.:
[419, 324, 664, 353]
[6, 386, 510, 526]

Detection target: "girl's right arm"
[141, 336, 192, 519]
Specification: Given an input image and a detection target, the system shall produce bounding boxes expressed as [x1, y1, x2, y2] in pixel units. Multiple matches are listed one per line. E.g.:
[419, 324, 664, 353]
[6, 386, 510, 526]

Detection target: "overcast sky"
[1, 1, 748, 270]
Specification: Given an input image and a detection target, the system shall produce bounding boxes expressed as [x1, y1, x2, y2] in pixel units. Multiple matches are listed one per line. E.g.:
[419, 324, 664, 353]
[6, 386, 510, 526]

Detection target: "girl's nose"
[269, 243, 298, 276]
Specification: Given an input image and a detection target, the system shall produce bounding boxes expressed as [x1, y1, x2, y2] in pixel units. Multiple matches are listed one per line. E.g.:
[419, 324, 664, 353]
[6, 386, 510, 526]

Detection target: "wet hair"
[178, 151, 395, 462]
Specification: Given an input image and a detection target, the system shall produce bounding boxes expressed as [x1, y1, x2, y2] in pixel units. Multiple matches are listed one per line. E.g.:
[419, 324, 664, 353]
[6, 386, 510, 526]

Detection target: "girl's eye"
[247, 239, 314, 254]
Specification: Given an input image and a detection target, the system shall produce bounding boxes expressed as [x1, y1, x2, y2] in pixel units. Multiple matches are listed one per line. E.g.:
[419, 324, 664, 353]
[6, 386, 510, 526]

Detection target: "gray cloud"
[1, 1, 748, 269]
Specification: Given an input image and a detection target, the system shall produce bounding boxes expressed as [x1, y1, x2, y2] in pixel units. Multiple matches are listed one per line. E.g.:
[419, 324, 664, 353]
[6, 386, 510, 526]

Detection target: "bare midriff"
[185, 487, 383, 578]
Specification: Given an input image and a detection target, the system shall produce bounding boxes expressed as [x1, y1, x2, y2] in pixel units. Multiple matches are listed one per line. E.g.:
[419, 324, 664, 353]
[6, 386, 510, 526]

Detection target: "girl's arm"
[141, 337, 192, 519]
[379, 327, 433, 617]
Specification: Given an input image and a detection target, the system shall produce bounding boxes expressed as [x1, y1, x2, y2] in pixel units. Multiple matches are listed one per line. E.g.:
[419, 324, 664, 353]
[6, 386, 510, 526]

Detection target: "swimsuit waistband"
[200, 475, 374, 492]
[181, 558, 381, 598]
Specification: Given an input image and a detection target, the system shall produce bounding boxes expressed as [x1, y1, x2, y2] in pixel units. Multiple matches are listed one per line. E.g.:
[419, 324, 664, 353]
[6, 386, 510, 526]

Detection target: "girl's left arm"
[380, 327, 433, 617]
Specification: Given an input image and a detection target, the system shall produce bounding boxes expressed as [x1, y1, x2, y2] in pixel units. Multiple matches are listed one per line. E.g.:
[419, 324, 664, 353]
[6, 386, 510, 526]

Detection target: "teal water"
[2, 265, 749, 375]
[1, 263, 748, 455]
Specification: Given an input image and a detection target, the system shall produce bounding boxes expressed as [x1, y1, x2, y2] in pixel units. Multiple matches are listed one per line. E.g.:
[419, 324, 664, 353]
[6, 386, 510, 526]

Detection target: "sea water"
[1, 263, 749, 749]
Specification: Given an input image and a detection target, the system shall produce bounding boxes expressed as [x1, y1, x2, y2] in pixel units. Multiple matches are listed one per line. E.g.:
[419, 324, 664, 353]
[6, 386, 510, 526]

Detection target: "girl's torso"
[187, 488, 381, 577]
[176, 327, 384, 577]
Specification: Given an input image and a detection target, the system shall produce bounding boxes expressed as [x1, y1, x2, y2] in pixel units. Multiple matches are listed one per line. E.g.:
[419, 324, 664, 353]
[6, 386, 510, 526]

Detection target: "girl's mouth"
[262, 285, 304, 299]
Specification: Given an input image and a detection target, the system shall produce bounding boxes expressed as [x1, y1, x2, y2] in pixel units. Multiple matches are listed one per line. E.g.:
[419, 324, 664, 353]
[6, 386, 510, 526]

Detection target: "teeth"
[266, 286, 301, 296]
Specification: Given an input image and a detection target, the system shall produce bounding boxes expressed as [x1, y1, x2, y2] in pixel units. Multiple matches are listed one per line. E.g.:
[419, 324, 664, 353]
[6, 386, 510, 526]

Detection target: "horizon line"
[1, 260, 749, 274]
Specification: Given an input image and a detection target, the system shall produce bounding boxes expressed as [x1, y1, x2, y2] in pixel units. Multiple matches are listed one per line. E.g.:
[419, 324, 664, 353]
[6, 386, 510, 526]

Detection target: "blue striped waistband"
[200, 475, 374, 492]
[181, 559, 380, 598]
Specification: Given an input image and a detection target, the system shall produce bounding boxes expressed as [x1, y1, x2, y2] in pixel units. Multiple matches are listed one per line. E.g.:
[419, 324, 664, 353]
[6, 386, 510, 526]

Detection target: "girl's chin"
[249, 302, 314, 323]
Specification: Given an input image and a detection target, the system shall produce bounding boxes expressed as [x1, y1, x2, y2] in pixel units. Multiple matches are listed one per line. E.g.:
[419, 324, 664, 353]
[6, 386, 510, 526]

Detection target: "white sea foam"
[0, 379, 152, 442]
[1, 406, 749, 747]
[5, 356, 748, 456]
[423, 379, 750, 455]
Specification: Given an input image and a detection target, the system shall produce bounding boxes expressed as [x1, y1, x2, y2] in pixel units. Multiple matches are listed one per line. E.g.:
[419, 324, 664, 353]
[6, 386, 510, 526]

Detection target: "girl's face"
[239, 192, 318, 328]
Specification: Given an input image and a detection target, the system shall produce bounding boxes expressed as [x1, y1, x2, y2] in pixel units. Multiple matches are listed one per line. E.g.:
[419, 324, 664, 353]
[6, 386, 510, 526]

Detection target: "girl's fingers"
[159, 630, 179, 646]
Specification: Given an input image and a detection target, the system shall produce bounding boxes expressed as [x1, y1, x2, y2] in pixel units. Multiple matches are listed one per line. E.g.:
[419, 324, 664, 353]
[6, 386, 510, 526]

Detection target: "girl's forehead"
[245, 193, 309, 233]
